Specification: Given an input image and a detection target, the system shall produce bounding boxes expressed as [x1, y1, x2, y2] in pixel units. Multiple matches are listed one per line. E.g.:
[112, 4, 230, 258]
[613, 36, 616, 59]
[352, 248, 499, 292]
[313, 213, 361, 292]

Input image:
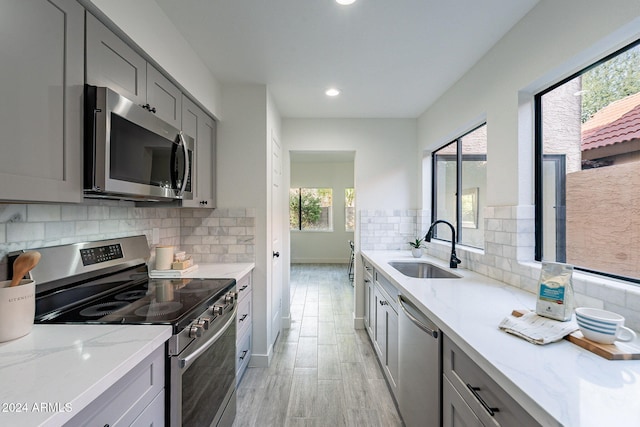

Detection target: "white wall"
[83, 0, 222, 118]
[218, 84, 282, 366]
[417, 0, 640, 331]
[283, 119, 418, 211]
[418, 0, 640, 208]
[282, 118, 417, 327]
[290, 160, 355, 263]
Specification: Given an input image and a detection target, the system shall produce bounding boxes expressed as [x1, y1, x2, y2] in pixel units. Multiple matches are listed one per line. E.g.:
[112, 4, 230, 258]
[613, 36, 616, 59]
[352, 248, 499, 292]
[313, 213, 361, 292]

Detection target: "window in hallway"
[289, 188, 333, 231]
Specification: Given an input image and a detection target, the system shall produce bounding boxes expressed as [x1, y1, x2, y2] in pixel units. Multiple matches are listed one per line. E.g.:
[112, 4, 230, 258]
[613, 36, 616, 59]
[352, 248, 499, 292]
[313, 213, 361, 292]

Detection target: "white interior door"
[271, 132, 283, 343]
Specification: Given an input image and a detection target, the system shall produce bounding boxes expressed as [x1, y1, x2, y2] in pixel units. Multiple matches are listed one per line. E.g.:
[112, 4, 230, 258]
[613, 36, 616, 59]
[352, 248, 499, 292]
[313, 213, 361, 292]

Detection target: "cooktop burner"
[80, 301, 130, 317]
[134, 301, 184, 317]
[35, 268, 235, 332]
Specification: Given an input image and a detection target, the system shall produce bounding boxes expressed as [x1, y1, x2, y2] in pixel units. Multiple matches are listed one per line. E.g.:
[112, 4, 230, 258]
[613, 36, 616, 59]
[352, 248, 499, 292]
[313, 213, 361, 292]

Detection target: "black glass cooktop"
[35, 265, 235, 333]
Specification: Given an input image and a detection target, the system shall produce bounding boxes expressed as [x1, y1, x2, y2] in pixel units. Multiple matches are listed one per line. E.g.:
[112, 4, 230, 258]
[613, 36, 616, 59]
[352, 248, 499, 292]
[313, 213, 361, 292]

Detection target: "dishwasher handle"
[398, 295, 439, 339]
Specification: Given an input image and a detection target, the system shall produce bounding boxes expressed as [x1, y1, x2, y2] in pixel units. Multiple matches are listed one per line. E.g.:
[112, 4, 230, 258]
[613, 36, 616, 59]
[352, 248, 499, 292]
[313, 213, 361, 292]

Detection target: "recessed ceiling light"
[336, 0, 356, 5]
[325, 88, 341, 97]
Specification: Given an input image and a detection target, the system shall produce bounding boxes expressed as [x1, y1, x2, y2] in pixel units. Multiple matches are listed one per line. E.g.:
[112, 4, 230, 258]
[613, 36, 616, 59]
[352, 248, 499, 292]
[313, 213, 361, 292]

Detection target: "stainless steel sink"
[389, 261, 461, 279]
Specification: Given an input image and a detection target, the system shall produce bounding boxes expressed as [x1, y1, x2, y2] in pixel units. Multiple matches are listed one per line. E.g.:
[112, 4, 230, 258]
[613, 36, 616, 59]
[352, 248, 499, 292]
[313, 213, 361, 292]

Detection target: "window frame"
[533, 39, 640, 284]
[431, 123, 487, 249]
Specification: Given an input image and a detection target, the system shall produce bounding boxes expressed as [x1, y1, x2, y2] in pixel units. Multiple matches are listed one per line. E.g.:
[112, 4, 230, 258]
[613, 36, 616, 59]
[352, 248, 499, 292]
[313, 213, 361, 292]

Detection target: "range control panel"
[80, 244, 124, 266]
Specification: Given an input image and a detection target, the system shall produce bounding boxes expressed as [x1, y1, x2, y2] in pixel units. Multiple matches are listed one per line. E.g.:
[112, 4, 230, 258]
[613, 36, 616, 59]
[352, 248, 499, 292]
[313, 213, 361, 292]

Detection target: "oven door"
[169, 305, 237, 427]
[85, 85, 194, 201]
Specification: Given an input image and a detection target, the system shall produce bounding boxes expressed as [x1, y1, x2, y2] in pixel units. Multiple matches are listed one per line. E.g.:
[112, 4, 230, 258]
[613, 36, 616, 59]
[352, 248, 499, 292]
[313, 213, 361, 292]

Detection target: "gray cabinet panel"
[0, 0, 83, 203]
[443, 376, 483, 427]
[363, 260, 375, 339]
[147, 64, 182, 128]
[443, 335, 541, 427]
[85, 12, 147, 105]
[181, 96, 216, 208]
[373, 282, 398, 397]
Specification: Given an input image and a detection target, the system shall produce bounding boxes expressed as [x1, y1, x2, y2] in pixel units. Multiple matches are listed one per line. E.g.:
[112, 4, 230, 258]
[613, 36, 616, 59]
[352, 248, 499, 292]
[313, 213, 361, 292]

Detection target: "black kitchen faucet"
[424, 220, 462, 268]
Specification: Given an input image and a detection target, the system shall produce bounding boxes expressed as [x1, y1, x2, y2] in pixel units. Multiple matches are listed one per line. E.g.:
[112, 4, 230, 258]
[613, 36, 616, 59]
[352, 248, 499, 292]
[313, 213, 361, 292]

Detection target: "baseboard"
[282, 314, 291, 329]
[247, 345, 274, 368]
[291, 259, 349, 264]
[353, 313, 365, 330]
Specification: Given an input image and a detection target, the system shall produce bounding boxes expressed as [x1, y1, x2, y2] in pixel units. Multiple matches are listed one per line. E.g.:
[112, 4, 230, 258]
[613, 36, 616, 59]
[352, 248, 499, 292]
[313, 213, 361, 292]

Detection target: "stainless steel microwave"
[84, 85, 193, 201]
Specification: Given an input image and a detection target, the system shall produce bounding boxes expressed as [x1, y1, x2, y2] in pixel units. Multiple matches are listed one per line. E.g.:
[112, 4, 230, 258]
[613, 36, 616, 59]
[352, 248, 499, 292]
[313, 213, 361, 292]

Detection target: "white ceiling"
[155, 0, 539, 119]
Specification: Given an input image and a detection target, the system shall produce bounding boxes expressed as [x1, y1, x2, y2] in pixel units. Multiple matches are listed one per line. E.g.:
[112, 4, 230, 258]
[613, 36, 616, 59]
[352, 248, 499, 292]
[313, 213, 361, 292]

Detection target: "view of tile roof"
[582, 92, 640, 151]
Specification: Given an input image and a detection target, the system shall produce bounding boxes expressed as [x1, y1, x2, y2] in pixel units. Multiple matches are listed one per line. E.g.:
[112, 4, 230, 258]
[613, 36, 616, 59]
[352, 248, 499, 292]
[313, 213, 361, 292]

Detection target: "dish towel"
[498, 311, 579, 345]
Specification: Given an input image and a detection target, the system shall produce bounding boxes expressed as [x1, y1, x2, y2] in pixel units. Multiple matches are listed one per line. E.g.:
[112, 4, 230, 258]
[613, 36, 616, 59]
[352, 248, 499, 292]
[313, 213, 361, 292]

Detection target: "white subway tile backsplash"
[0, 204, 256, 279]
[7, 222, 45, 241]
[28, 205, 61, 222]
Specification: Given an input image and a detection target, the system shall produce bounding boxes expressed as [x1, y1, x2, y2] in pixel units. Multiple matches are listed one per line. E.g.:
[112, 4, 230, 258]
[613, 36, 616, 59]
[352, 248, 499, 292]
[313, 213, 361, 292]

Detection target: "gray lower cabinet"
[235, 272, 253, 385]
[442, 335, 541, 427]
[66, 345, 165, 426]
[442, 376, 483, 427]
[86, 12, 182, 129]
[181, 96, 217, 208]
[363, 260, 375, 339]
[0, 0, 83, 203]
[373, 273, 399, 397]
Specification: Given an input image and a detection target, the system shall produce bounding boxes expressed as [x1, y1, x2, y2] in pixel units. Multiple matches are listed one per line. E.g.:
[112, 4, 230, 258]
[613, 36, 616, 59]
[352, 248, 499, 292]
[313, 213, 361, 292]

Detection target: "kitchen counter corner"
[0, 324, 171, 427]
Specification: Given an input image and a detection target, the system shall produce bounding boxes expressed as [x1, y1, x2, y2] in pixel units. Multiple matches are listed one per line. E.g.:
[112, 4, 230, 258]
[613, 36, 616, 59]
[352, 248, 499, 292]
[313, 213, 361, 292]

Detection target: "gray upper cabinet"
[85, 12, 146, 105]
[146, 65, 182, 129]
[86, 13, 181, 129]
[0, 0, 84, 203]
[181, 96, 216, 208]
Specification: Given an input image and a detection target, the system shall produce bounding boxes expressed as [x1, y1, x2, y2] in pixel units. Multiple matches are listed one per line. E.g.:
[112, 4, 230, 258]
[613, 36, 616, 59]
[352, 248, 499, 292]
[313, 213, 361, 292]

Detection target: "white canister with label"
[0, 279, 35, 342]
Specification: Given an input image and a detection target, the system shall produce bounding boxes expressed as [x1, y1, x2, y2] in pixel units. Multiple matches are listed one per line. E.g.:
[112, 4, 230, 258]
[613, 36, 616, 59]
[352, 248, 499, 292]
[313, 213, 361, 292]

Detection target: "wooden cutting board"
[512, 309, 640, 360]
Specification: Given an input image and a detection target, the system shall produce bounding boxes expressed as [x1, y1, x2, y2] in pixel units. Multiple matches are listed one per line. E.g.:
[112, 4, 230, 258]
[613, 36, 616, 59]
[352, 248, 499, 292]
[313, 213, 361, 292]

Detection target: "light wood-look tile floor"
[233, 264, 403, 427]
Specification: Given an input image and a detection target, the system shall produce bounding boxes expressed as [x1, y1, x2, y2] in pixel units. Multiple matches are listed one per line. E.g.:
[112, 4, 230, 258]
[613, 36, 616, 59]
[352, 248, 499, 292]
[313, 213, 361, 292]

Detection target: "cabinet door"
[147, 64, 182, 128]
[0, 0, 83, 203]
[181, 96, 216, 208]
[443, 376, 484, 427]
[85, 13, 147, 105]
[386, 306, 399, 392]
[374, 286, 386, 360]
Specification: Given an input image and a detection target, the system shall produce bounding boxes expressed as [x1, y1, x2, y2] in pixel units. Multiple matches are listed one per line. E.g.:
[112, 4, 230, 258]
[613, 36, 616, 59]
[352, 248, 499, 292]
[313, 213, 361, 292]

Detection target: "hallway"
[233, 264, 403, 426]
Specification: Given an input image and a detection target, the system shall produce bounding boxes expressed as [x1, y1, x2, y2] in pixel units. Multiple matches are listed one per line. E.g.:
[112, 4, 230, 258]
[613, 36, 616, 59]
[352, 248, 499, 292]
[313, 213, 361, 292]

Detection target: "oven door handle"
[179, 305, 237, 370]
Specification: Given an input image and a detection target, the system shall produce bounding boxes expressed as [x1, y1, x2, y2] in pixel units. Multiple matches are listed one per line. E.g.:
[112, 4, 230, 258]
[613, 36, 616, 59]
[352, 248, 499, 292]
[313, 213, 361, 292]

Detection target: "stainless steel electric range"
[9, 235, 237, 427]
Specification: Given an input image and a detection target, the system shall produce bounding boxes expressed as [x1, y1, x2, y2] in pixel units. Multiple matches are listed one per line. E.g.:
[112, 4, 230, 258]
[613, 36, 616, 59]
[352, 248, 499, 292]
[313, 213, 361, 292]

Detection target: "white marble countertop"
[362, 250, 640, 427]
[0, 324, 171, 427]
[181, 262, 255, 280]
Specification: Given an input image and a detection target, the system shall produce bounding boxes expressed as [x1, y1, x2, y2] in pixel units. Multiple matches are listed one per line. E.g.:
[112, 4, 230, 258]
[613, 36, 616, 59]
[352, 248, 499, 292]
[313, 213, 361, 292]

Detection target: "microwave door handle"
[178, 132, 189, 196]
[170, 139, 178, 193]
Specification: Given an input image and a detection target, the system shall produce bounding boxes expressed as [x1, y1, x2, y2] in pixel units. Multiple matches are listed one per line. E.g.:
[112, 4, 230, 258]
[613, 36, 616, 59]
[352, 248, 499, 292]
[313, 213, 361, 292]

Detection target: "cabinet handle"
[364, 279, 370, 283]
[379, 300, 388, 306]
[149, 106, 157, 113]
[240, 285, 248, 291]
[466, 384, 499, 416]
[239, 314, 248, 322]
[398, 296, 438, 339]
[239, 350, 248, 361]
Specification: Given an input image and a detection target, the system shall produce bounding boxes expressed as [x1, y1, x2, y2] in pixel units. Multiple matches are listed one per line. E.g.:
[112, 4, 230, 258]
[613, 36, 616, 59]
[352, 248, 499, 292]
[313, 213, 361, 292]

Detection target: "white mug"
[575, 307, 637, 345]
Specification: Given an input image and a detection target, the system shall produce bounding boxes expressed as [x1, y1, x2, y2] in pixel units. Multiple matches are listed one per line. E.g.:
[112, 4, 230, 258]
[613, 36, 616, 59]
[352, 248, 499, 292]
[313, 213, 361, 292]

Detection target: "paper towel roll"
[155, 246, 174, 270]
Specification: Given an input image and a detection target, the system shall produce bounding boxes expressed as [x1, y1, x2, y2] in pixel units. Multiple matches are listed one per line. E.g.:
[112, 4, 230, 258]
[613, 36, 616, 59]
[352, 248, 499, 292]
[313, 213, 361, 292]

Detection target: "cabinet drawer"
[443, 336, 540, 427]
[236, 274, 252, 302]
[236, 291, 252, 340]
[68, 345, 165, 427]
[442, 375, 483, 427]
[374, 271, 398, 312]
[236, 331, 252, 385]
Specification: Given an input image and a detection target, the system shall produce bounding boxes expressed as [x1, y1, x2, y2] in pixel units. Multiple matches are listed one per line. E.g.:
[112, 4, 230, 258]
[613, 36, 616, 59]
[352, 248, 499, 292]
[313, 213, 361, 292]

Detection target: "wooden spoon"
[10, 251, 41, 287]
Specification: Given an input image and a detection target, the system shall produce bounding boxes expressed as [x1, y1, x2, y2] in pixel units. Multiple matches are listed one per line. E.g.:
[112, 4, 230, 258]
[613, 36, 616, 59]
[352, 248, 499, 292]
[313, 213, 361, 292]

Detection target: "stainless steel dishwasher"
[398, 295, 440, 427]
